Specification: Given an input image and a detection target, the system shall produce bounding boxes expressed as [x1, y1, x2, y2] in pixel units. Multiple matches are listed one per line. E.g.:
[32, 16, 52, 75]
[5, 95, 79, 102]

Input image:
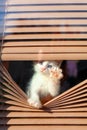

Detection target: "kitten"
[26, 61, 63, 108]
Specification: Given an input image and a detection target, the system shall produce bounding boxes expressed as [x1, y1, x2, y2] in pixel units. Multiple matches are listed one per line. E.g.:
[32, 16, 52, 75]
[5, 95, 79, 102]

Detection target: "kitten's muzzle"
[41, 67, 46, 72]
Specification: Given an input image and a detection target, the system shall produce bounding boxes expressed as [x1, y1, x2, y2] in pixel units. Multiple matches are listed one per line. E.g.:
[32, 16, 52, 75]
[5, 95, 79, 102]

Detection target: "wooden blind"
[0, 62, 87, 130]
[1, 0, 87, 61]
[0, 0, 87, 130]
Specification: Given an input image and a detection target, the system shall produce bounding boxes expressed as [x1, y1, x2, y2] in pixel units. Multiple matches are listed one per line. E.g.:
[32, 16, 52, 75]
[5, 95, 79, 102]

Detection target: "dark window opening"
[8, 60, 87, 95]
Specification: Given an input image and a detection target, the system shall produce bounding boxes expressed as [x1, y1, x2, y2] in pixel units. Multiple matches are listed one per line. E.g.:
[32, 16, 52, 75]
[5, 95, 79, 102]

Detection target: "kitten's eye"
[47, 65, 52, 68]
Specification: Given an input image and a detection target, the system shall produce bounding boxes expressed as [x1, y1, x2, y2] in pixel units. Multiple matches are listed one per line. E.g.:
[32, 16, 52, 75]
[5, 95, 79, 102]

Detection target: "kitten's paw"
[50, 67, 63, 80]
[27, 98, 42, 109]
[57, 68, 63, 79]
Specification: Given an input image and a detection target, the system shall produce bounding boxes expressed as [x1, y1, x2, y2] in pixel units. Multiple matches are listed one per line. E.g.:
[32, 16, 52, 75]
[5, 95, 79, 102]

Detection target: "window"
[0, 0, 87, 129]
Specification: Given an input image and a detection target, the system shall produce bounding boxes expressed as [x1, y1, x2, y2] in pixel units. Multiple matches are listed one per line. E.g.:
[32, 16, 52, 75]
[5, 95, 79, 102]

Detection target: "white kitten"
[27, 61, 63, 108]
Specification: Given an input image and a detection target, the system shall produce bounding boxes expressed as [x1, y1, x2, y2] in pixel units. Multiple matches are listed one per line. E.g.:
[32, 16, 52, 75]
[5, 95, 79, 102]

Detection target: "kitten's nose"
[41, 67, 46, 72]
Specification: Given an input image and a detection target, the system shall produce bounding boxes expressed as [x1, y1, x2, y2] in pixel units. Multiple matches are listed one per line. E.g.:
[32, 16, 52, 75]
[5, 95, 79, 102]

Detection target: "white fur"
[27, 61, 63, 108]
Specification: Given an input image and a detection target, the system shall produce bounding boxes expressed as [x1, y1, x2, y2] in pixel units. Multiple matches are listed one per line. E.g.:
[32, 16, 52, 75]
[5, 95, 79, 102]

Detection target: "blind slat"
[5, 19, 87, 26]
[6, 12, 87, 19]
[5, 27, 87, 33]
[0, 126, 87, 130]
[2, 41, 87, 47]
[0, 111, 87, 118]
[2, 54, 87, 61]
[6, 5, 87, 12]
[2, 47, 87, 53]
[4, 34, 87, 40]
[5, 0, 87, 4]
[0, 118, 87, 125]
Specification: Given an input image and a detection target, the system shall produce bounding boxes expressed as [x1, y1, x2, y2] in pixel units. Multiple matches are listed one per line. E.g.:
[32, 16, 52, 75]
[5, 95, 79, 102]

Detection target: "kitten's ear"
[57, 60, 63, 67]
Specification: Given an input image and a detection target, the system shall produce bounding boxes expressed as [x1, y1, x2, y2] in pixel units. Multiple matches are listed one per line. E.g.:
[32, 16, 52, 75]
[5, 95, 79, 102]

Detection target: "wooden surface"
[1, 0, 87, 60]
[0, 62, 87, 130]
[0, 0, 87, 129]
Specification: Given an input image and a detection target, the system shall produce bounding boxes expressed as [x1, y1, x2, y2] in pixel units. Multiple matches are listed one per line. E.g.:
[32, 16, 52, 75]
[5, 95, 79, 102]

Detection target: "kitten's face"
[34, 61, 59, 75]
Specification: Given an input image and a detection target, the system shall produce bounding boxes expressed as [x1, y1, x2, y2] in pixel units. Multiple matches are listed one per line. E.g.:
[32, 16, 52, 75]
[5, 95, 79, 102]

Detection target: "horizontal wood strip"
[6, 5, 87, 12]
[0, 105, 87, 112]
[2, 47, 87, 53]
[4, 34, 87, 39]
[5, 12, 87, 19]
[6, 9, 87, 15]
[0, 126, 87, 130]
[0, 111, 87, 118]
[0, 101, 86, 109]
[0, 118, 87, 125]
[1, 53, 87, 61]
[5, 19, 87, 26]
[5, 26, 87, 33]
[6, 0, 87, 5]
[2, 41, 87, 47]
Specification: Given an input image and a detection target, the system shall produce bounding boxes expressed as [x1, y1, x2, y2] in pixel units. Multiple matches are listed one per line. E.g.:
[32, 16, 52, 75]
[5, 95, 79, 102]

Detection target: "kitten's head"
[34, 61, 61, 75]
